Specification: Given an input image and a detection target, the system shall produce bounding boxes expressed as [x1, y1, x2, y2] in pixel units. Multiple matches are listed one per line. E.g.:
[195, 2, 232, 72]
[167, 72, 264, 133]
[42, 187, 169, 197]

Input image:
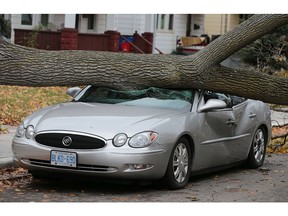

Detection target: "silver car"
[12, 86, 271, 189]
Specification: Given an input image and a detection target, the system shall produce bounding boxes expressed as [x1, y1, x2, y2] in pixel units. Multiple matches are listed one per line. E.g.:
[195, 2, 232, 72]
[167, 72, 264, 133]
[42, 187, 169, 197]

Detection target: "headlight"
[129, 132, 158, 148]
[113, 133, 128, 147]
[16, 122, 25, 137]
[25, 125, 34, 139]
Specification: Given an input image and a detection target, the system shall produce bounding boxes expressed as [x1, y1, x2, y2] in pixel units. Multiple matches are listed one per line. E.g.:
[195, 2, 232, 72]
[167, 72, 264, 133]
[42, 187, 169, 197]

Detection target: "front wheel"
[246, 127, 267, 168]
[162, 137, 192, 190]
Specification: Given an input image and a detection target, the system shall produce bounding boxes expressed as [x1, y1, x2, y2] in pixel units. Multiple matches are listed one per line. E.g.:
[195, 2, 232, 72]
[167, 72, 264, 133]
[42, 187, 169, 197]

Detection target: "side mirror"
[198, 99, 227, 112]
[66, 87, 81, 98]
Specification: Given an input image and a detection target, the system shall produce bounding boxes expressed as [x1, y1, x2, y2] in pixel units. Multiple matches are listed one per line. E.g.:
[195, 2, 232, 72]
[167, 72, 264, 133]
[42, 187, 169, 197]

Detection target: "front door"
[194, 91, 240, 170]
[196, 108, 238, 170]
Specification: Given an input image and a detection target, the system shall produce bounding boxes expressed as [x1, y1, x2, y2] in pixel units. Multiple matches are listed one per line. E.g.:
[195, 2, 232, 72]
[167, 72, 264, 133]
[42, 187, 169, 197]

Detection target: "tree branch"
[193, 14, 288, 69]
[178, 65, 288, 105]
[1, 14, 288, 105]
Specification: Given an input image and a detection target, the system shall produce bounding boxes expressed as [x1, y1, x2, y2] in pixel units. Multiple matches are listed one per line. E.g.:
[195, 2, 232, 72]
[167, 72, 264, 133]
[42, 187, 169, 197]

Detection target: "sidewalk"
[271, 109, 288, 126]
[0, 111, 287, 168]
[0, 125, 16, 168]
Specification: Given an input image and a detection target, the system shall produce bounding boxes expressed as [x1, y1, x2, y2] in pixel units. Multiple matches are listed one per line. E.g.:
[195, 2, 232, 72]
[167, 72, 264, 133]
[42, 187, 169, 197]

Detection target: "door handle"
[226, 119, 236, 127]
[249, 113, 257, 118]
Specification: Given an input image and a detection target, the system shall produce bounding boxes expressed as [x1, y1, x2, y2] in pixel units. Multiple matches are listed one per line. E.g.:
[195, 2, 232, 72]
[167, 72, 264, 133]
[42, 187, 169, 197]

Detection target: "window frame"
[87, 14, 95, 30]
[156, 14, 174, 33]
[21, 14, 33, 26]
[40, 14, 49, 26]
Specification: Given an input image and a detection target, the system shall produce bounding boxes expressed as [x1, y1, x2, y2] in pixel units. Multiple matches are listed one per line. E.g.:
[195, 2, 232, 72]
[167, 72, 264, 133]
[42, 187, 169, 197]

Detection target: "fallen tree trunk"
[0, 14, 288, 105]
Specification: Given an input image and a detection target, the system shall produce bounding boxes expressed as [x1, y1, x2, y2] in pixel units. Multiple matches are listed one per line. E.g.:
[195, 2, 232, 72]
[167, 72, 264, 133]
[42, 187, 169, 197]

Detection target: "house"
[9, 14, 206, 54]
[204, 14, 250, 39]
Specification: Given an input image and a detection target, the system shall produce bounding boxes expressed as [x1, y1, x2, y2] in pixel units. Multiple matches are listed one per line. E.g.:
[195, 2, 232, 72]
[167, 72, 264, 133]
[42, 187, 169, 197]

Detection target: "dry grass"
[0, 85, 70, 126]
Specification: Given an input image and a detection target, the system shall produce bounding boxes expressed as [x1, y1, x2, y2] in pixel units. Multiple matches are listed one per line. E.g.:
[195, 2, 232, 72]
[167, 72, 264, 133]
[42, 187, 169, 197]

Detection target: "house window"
[161, 14, 165, 29]
[156, 15, 159, 29]
[156, 14, 174, 31]
[41, 14, 49, 26]
[168, 14, 174, 30]
[87, 14, 95, 30]
[21, 14, 32, 25]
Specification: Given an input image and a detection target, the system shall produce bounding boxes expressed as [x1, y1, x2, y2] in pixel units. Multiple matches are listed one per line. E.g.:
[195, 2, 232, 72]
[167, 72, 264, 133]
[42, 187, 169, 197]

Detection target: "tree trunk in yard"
[0, 14, 288, 105]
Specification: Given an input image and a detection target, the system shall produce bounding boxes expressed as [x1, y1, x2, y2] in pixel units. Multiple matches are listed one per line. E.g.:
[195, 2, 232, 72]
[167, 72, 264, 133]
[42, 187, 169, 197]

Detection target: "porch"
[14, 28, 159, 54]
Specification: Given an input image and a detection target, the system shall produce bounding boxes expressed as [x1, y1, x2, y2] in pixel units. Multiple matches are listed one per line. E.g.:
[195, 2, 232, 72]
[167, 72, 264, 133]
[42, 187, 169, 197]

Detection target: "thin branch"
[271, 108, 288, 113]
[271, 134, 288, 140]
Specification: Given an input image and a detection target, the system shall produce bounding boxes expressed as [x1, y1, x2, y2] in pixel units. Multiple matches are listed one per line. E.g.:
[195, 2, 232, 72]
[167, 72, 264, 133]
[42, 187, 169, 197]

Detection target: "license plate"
[50, 151, 77, 168]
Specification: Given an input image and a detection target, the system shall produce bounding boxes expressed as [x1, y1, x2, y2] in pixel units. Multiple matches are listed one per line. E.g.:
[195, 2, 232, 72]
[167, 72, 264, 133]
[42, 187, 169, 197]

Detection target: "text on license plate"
[50, 151, 77, 167]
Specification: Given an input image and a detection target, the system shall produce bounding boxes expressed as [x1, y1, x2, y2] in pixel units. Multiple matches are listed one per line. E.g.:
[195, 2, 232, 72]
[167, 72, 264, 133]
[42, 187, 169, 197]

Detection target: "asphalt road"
[0, 153, 288, 202]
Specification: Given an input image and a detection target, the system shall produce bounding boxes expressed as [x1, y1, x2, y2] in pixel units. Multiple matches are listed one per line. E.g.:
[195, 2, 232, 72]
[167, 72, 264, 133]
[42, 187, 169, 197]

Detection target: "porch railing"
[14, 29, 159, 54]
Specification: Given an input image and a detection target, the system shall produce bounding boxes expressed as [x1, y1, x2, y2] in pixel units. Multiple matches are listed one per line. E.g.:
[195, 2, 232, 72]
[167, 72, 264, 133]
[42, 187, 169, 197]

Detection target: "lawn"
[0, 85, 70, 127]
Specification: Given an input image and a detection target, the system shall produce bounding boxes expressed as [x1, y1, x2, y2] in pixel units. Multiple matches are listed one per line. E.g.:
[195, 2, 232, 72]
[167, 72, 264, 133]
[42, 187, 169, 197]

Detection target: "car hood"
[27, 102, 187, 139]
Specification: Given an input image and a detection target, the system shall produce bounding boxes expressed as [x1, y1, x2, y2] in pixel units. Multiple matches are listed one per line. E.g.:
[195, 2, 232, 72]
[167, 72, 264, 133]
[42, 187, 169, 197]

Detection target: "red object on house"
[121, 42, 131, 52]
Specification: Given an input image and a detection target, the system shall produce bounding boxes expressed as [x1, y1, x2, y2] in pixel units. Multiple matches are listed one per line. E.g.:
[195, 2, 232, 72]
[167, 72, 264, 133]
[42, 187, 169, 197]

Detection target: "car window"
[75, 86, 194, 111]
[203, 91, 246, 108]
[203, 91, 231, 106]
[229, 95, 247, 106]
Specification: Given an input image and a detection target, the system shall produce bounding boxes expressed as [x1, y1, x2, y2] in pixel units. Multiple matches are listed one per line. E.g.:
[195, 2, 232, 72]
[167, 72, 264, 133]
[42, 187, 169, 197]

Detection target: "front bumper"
[12, 137, 169, 180]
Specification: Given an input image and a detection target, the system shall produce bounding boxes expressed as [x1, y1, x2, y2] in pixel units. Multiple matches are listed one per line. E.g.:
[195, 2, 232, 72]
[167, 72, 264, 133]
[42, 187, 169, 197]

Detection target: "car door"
[194, 91, 240, 170]
[231, 97, 258, 159]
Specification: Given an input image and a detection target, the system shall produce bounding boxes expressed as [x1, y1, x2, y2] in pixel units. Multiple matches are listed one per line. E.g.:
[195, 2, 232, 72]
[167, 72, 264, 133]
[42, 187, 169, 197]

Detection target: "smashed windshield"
[75, 86, 194, 111]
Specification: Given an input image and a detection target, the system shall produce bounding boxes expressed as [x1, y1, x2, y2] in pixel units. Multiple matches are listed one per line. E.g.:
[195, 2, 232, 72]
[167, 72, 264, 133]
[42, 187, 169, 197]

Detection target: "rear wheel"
[246, 127, 267, 168]
[162, 137, 192, 189]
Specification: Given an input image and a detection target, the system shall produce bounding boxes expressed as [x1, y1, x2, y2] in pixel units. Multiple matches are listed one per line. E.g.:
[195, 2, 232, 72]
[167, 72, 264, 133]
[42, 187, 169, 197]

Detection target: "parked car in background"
[12, 85, 271, 189]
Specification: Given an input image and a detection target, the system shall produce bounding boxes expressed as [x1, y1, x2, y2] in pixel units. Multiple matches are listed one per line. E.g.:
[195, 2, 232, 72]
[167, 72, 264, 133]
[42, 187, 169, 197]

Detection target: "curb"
[0, 157, 14, 168]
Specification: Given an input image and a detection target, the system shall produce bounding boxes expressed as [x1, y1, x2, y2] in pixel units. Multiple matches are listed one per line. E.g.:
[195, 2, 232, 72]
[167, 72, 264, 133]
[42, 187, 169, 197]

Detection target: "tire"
[246, 127, 267, 169]
[162, 137, 192, 190]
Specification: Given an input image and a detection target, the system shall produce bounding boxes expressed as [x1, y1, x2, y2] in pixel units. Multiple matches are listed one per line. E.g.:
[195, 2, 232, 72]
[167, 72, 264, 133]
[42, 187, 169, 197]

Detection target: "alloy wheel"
[173, 143, 189, 183]
[253, 129, 265, 163]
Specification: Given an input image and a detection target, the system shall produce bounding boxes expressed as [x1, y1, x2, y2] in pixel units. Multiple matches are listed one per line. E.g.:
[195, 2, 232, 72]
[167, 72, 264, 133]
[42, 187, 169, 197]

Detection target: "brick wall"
[60, 28, 78, 50]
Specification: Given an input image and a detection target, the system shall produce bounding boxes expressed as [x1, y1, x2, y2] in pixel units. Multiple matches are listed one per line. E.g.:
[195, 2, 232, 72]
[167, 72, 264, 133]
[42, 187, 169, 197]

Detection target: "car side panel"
[192, 109, 237, 170]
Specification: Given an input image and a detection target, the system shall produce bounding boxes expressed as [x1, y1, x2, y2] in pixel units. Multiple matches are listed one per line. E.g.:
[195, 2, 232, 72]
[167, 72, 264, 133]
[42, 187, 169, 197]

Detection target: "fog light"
[130, 164, 153, 170]
[16, 122, 25, 137]
[113, 133, 128, 147]
[25, 125, 34, 139]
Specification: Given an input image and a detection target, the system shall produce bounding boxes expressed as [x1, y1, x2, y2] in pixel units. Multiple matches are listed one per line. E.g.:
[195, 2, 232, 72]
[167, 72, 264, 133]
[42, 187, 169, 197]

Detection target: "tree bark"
[0, 14, 288, 105]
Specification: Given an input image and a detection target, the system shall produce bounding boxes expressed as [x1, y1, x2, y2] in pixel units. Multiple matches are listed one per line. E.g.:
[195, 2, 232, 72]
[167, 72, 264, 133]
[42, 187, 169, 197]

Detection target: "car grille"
[34, 132, 106, 149]
[27, 159, 117, 173]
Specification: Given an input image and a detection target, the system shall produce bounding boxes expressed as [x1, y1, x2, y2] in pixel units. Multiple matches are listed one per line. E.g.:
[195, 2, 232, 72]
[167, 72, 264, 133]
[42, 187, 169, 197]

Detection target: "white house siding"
[173, 14, 188, 38]
[97, 14, 107, 33]
[106, 14, 118, 31]
[204, 14, 222, 37]
[155, 14, 188, 54]
[116, 14, 146, 35]
[204, 14, 240, 38]
[155, 33, 177, 54]
[227, 14, 239, 32]
[52, 14, 65, 29]
[144, 14, 154, 32]
[191, 14, 205, 36]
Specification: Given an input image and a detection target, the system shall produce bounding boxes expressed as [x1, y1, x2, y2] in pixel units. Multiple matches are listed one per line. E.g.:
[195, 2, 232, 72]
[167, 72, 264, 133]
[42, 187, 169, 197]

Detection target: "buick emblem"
[62, 136, 72, 147]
